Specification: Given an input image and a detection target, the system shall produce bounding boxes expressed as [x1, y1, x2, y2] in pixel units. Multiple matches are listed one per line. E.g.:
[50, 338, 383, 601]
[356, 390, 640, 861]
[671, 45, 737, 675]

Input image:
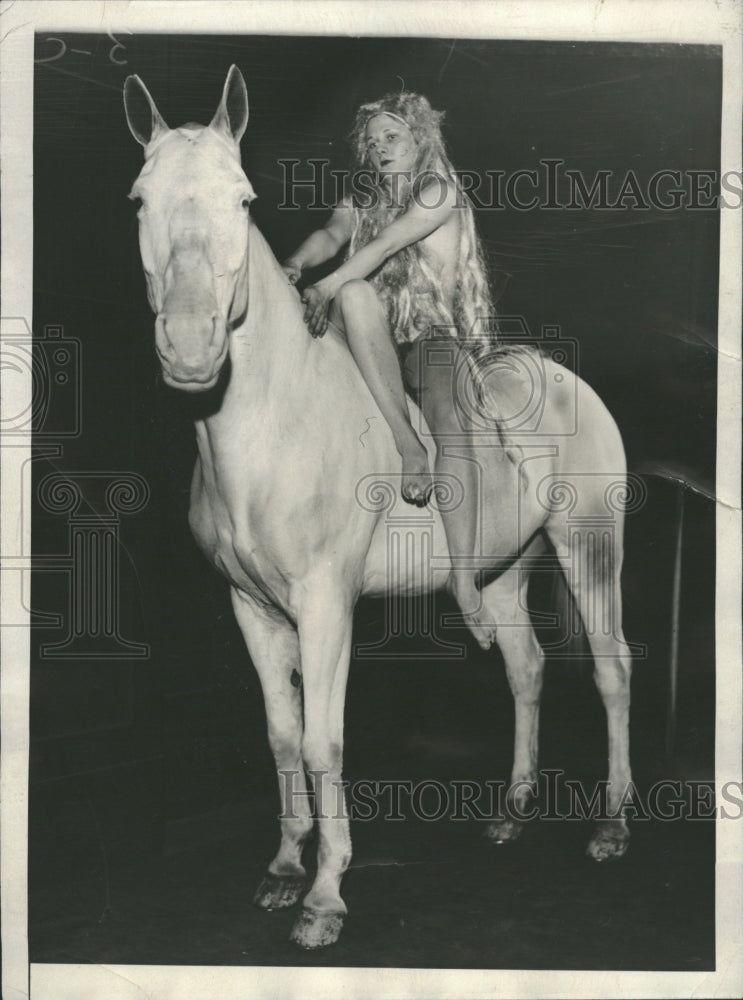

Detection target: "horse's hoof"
[289, 907, 345, 949]
[586, 822, 630, 862]
[253, 872, 306, 910]
[484, 818, 523, 844]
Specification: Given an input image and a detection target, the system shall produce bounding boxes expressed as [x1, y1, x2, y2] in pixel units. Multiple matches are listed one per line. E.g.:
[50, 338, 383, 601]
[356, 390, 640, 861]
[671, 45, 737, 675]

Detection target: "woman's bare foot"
[447, 572, 497, 649]
[400, 442, 433, 506]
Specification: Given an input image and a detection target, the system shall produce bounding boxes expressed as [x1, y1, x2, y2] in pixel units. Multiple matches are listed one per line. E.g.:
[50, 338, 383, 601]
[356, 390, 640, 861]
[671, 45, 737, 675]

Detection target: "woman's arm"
[328, 179, 458, 291]
[302, 177, 458, 336]
[282, 200, 354, 282]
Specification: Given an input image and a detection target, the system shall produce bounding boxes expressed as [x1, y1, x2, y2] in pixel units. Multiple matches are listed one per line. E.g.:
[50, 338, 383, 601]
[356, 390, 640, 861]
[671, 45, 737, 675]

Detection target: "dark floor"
[30, 609, 718, 969]
[29, 785, 714, 970]
[29, 595, 717, 970]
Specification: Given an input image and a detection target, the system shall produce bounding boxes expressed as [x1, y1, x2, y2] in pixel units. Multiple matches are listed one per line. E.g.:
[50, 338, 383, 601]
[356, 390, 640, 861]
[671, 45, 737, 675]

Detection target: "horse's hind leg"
[230, 588, 312, 910]
[480, 553, 545, 844]
[548, 520, 632, 860]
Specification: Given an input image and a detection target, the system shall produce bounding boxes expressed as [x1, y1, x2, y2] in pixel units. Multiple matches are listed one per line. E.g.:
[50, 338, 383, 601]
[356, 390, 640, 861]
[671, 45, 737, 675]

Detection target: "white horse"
[124, 66, 634, 949]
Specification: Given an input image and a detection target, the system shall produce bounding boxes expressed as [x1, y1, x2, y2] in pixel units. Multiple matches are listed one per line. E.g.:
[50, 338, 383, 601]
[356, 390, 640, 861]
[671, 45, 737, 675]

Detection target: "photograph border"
[2, 2, 741, 998]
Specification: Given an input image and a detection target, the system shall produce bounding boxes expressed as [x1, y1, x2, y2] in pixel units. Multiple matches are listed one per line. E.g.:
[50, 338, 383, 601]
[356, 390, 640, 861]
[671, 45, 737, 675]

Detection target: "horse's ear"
[210, 65, 248, 144]
[124, 75, 169, 148]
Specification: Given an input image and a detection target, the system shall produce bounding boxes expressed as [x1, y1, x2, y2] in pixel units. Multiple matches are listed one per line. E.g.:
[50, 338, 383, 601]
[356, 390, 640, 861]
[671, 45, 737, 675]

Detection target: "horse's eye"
[241, 198, 251, 210]
[129, 195, 143, 211]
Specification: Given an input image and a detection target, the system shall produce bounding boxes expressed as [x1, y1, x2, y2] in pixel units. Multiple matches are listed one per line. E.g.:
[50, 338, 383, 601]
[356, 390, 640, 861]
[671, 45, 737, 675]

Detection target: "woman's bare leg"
[332, 279, 432, 504]
[405, 337, 497, 650]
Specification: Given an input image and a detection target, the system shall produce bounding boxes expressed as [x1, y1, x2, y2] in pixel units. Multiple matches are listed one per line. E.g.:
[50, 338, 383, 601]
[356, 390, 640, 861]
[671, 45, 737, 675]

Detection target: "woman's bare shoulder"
[415, 172, 459, 206]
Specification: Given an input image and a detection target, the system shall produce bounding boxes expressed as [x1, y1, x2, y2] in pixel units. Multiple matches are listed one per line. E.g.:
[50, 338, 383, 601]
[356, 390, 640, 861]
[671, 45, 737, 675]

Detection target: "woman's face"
[364, 113, 417, 176]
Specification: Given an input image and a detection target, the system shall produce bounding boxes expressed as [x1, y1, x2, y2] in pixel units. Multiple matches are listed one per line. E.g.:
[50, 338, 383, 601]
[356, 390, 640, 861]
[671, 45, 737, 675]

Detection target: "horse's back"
[359, 352, 625, 596]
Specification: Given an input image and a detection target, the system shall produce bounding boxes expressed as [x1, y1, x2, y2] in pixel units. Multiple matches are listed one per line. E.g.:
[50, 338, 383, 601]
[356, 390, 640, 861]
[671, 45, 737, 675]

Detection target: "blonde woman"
[283, 92, 497, 648]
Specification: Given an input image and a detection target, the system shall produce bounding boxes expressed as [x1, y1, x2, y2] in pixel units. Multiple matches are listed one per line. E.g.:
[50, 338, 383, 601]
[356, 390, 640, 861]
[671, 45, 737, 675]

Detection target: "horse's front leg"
[230, 588, 312, 910]
[289, 584, 355, 950]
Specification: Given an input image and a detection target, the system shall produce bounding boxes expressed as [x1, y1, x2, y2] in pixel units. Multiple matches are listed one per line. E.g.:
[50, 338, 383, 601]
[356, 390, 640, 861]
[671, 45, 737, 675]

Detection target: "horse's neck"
[208, 225, 311, 429]
[238, 225, 311, 397]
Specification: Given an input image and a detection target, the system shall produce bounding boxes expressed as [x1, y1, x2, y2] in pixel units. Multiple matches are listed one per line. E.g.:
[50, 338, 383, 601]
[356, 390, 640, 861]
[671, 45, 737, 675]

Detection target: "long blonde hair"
[346, 92, 495, 355]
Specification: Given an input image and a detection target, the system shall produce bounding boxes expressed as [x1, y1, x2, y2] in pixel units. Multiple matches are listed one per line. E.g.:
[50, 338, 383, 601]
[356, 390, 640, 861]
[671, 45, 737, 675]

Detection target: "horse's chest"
[188, 467, 300, 605]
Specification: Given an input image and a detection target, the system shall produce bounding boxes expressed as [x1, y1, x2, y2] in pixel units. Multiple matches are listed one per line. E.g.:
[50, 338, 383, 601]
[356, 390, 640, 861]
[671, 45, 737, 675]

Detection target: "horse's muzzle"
[155, 312, 228, 392]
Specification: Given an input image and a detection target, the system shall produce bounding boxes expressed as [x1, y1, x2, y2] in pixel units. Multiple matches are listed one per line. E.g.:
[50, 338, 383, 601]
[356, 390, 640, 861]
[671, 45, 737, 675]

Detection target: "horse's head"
[124, 66, 254, 392]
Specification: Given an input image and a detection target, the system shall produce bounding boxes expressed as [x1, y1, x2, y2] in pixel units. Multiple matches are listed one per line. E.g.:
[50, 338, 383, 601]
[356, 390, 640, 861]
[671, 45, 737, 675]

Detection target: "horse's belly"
[360, 450, 541, 597]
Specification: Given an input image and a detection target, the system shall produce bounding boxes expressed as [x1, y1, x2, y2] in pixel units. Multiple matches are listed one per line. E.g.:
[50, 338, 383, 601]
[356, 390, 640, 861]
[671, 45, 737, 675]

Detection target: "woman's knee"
[335, 278, 378, 317]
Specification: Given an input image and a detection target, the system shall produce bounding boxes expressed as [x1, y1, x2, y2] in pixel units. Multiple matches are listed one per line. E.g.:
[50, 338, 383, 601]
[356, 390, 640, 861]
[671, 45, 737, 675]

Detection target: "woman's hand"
[301, 277, 337, 339]
[282, 259, 303, 286]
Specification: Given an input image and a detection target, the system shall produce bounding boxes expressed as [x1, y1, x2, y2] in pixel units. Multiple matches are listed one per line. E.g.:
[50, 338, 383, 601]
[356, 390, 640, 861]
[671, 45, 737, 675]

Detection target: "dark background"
[30, 34, 718, 969]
